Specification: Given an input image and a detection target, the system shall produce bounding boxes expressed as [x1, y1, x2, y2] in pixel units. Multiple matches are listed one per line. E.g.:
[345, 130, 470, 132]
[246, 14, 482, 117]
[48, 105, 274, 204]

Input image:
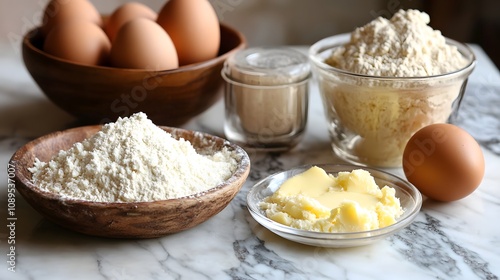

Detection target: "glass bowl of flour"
[309, 9, 476, 168]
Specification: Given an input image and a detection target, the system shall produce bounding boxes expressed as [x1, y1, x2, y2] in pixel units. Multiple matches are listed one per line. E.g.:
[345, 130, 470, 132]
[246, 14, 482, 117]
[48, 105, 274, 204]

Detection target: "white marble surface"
[0, 44, 499, 280]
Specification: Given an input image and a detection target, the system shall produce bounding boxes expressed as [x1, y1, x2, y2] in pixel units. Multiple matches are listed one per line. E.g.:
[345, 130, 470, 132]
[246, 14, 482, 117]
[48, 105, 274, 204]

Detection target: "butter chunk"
[259, 166, 404, 233]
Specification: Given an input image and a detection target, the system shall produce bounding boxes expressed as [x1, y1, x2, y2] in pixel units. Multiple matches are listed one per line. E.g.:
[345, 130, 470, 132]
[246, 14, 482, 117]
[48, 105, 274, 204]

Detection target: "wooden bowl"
[10, 126, 250, 238]
[22, 23, 246, 126]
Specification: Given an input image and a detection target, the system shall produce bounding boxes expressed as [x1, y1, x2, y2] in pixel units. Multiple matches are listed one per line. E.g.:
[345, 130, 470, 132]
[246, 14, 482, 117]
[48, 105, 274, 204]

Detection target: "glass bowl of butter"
[246, 164, 422, 248]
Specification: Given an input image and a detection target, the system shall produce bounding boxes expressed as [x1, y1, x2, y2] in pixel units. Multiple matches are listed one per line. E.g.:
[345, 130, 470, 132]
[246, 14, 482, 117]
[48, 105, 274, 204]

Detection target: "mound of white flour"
[29, 112, 238, 202]
[326, 9, 468, 76]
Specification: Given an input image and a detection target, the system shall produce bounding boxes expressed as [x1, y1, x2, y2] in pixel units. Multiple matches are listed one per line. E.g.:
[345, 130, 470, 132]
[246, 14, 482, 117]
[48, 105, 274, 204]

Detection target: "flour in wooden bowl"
[28, 112, 239, 202]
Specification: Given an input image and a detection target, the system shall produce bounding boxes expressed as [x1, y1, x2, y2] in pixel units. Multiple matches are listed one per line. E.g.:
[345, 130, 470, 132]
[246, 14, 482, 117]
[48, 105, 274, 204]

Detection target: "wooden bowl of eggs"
[10, 123, 251, 238]
[22, 0, 246, 125]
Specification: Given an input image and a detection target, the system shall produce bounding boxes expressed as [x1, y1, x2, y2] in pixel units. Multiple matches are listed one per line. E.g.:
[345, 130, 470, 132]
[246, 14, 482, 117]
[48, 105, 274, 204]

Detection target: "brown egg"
[104, 2, 157, 43]
[43, 21, 111, 66]
[157, 0, 220, 66]
[41, 0, 102, 37]
[402, 123, 485, 202]
[110, 18, 178, 70]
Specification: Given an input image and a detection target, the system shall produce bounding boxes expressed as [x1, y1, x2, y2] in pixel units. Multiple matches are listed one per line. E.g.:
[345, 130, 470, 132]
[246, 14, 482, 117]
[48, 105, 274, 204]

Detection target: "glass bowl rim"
[308, 33, 476, 81]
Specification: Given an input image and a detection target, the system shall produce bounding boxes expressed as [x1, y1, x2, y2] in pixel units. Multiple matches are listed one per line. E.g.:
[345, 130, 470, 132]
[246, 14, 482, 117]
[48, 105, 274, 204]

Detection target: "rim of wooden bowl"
[22, 22, 247, 72]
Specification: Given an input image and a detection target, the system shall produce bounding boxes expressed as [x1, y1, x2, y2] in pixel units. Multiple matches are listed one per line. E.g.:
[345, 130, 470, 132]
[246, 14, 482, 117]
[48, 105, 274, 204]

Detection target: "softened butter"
[259, 166, 404, 233]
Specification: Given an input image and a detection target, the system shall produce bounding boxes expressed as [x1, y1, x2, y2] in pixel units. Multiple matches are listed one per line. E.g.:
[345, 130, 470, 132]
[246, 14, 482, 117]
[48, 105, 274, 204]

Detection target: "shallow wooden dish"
[22, 23, 246, 126]
[10, 126, 250, 238]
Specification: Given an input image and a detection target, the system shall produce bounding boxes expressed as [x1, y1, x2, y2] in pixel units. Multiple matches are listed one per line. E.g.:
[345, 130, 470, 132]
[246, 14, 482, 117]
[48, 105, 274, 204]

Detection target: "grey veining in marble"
[392, 213, 497, 280]
[456, 83, 500, 155]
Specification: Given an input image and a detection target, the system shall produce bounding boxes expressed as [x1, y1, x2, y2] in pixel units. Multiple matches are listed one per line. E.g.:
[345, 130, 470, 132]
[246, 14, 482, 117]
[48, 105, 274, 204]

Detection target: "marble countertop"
[1, 44, 499, 280]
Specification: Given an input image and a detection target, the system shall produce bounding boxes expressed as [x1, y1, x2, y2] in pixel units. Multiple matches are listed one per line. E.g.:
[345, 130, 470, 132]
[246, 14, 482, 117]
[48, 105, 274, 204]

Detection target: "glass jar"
[222, 47, 311, 151]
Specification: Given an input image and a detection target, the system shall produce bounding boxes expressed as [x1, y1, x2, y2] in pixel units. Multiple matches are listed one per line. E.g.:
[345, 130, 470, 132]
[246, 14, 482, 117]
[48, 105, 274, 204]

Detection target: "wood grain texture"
[22, 23, 246, 126]
[10, 126, 250, 238]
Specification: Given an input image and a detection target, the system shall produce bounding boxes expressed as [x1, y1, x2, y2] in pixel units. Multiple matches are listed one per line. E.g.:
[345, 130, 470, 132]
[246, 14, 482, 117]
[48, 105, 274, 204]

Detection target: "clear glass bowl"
[246, 164, 422, 248]
[309, 33, 476, 168]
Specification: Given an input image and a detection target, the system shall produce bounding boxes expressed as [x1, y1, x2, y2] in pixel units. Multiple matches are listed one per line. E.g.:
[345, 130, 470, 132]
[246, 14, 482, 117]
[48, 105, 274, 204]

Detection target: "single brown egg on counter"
[41, 0, 102, 37]
[104, 2, 157, 43]
[402, 123, 485, 202]
[110, 18, 178, 70]
[43, 21, 111, 66]
[157, 0, 220, 66]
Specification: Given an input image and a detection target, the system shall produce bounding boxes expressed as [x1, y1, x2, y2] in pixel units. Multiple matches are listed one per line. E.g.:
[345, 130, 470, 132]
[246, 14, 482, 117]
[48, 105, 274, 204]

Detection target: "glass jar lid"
[223, 47, 310, 86]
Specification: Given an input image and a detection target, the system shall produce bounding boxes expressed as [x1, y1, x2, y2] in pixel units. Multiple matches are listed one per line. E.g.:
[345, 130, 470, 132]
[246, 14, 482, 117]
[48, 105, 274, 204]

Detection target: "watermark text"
[6, 163, 17, 272]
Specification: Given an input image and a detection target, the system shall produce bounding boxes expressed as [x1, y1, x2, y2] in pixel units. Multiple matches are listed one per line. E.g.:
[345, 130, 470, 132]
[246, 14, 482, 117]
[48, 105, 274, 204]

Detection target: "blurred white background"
[0, 0, 382, 49]
[0, 0, 499, 67]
